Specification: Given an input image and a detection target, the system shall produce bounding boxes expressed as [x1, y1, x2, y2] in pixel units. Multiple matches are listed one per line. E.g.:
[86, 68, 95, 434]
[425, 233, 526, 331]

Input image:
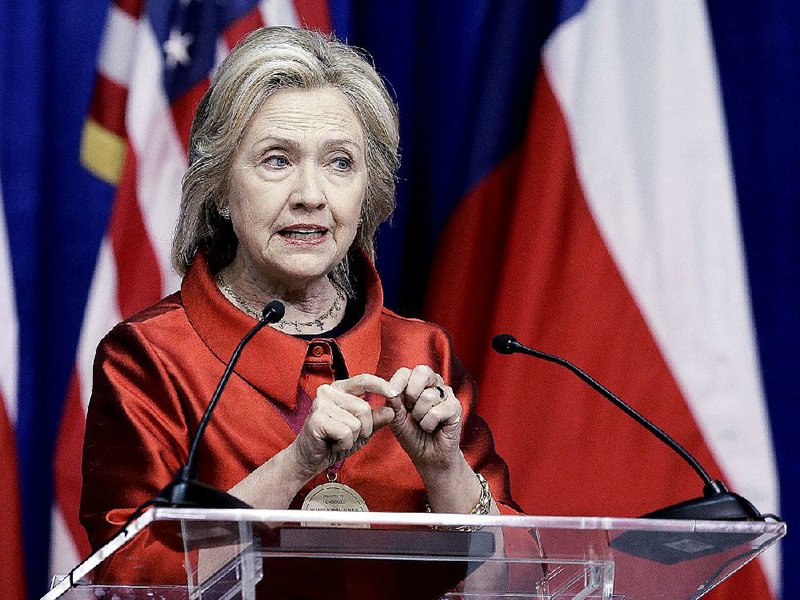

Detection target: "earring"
[218, 202, 231, 219]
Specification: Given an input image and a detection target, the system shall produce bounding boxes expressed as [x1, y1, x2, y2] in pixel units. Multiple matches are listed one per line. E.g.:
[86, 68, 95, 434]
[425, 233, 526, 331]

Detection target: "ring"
[434, 385, 445, 399]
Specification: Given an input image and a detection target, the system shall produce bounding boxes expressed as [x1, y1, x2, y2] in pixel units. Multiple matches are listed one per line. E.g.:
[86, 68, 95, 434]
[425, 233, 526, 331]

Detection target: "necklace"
[276, 290, 344, 333]
[216, 272, 345, 333]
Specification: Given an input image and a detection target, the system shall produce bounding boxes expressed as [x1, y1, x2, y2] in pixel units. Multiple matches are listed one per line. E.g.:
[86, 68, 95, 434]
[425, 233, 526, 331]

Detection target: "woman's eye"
[332, 157, 352, 171]
[264, 155, 289, 168]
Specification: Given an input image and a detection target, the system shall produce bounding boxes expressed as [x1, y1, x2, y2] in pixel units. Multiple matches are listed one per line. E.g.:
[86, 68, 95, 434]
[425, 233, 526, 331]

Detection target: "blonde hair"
[172, 26, 400, 292]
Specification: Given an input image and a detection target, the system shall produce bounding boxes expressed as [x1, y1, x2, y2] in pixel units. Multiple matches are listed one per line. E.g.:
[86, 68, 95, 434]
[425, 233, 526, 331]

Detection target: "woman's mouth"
[278, 225, 329, 244]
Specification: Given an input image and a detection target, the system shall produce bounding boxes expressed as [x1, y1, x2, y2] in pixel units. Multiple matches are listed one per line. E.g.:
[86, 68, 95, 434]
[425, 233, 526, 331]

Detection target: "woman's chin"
[268, 259, 339, 289]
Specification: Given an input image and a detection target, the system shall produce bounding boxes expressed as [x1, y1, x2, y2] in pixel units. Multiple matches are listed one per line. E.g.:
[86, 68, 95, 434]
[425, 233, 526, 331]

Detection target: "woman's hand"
[288, 373, 397, 480]
[387, 365, 490, 514]
[385, 365, 463, 475]
[229, 373, 397, 509]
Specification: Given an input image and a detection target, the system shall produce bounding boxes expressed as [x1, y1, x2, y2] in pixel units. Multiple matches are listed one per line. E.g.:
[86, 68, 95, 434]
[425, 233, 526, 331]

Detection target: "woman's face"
[226, 85, 367, 290]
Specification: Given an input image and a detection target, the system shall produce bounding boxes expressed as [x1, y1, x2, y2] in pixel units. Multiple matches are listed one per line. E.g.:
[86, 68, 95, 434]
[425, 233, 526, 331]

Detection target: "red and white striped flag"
[0, 172, 26, 598]
[51, 0, 331, 575]
[426, 1, 779, 598]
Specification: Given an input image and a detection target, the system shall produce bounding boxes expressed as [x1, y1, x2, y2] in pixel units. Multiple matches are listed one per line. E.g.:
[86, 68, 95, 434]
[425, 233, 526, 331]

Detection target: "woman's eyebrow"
[250, 135, 301, 150]
[321, 137, 364, 152]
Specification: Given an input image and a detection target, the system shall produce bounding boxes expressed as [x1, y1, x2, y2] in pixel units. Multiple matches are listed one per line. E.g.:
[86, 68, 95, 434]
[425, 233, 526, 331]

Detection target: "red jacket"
[81, 253, 520, 589]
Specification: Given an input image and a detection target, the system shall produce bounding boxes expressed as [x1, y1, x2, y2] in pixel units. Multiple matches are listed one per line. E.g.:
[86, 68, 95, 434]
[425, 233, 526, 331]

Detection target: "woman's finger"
[332, 373, 400, 398]
[404, 365, 440, 402]
[411, 385, 447, 422]
[371, 406, 395, 431]
[385, 368, 411, 411]
[323, 416, 357, 452]
[418, 396, 461, 434]
[388, 368, 412, 395]
[307, 399, 361, 439]
[300, 408, 357, 455]
[318, 384, 375, 437]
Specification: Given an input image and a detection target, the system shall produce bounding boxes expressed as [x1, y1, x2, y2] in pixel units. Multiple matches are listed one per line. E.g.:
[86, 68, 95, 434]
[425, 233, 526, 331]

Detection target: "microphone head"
[261, 300, 286, 323]
[491, 333, 519, 354]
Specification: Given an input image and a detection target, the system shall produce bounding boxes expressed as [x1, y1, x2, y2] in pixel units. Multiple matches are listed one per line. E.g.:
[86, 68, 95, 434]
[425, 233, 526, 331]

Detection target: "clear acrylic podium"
[44, 508, 785, 600]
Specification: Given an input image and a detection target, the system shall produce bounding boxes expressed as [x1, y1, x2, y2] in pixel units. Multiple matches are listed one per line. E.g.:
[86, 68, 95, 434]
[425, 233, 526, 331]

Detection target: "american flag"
[49, 0, 331, 577]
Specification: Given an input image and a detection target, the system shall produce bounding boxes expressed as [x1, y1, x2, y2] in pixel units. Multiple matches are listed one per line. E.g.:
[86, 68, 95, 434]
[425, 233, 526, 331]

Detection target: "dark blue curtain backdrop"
[704, 5, 800, 593]
[1, 2, 797, 598]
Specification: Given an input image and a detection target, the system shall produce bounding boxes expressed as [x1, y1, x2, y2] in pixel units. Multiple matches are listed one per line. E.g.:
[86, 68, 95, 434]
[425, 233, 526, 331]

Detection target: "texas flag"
[424, 1, 780, 598]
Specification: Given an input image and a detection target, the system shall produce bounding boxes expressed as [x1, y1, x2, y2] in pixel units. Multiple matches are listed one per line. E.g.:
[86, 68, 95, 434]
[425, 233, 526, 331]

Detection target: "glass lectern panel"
[45, 509, 784, 600]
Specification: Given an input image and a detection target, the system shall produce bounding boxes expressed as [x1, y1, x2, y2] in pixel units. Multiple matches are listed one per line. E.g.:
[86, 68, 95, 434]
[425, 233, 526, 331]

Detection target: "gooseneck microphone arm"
[155, 299, 285, 508]
[183, 299, 285, 482]
[491, 333, 715, 488]
[492, 333, 765, 521]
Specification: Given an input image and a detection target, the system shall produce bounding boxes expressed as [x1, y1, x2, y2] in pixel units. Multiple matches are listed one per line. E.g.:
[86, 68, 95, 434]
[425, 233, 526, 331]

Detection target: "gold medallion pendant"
[301, 481, 369, 512]
[301, 470, 369, 528]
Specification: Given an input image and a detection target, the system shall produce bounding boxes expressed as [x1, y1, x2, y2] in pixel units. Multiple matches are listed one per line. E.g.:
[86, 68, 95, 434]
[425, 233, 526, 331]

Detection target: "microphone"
[491, 333, 764, 522]
[155, 300, 285, 509]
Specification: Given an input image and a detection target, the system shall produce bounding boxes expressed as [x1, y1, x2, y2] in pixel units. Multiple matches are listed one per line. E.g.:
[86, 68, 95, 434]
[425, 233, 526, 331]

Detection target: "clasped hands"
[290, 365, 463, 481]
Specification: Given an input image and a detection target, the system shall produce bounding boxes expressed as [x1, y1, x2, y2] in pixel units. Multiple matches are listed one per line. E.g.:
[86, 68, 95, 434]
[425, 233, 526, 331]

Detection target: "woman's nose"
[289, 162, 326, 210]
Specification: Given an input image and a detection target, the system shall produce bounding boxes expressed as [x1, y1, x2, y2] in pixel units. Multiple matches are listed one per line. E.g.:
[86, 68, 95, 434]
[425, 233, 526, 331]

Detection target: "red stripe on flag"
[424, 151, 521, 375]
[113, 0, 144, 19]
[171, 79, 210, 152]
[426, 69, 771, 599]
[88, 74, 129, 139]
[293, 0, 332, 33]
[0, 397, 25, 599]
[108, 149, 164, 318]
[223, 6, 265, 50]
[53, 372, 91, 558]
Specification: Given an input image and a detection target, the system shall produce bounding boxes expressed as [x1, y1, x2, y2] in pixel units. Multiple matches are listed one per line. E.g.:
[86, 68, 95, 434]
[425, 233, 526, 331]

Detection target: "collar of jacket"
[181, 251, 384, 410]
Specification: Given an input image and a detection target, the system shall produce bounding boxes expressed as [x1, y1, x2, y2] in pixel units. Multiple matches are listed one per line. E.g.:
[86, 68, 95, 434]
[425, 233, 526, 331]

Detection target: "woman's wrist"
[420, 453, 484, 514]
[228, 445, 315, 509]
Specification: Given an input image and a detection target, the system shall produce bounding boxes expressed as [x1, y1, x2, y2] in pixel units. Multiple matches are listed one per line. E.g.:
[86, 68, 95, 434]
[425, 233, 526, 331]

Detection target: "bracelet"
[425, 473, 493, 531]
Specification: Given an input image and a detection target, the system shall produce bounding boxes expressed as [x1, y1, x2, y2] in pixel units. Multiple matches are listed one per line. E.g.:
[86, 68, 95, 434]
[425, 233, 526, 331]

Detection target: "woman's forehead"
[243, 86, 365, 148]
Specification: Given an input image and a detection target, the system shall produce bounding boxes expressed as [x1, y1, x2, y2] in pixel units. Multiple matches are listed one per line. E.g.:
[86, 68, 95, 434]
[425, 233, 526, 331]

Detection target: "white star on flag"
[163, 27, 194, 68]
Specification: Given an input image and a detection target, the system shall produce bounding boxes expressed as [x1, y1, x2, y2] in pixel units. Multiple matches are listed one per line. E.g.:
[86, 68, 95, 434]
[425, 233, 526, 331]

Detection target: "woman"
[81, 26, 520, 588]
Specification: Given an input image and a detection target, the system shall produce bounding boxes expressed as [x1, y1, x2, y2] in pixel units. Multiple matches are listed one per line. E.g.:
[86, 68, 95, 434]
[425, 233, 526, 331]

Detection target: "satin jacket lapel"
[182, 252, 385, 410]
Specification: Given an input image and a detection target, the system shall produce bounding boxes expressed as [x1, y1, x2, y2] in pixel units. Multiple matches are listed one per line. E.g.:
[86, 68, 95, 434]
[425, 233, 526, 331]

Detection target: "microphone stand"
[154, 300, 285, 509]
[491, 334, 764, 522]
